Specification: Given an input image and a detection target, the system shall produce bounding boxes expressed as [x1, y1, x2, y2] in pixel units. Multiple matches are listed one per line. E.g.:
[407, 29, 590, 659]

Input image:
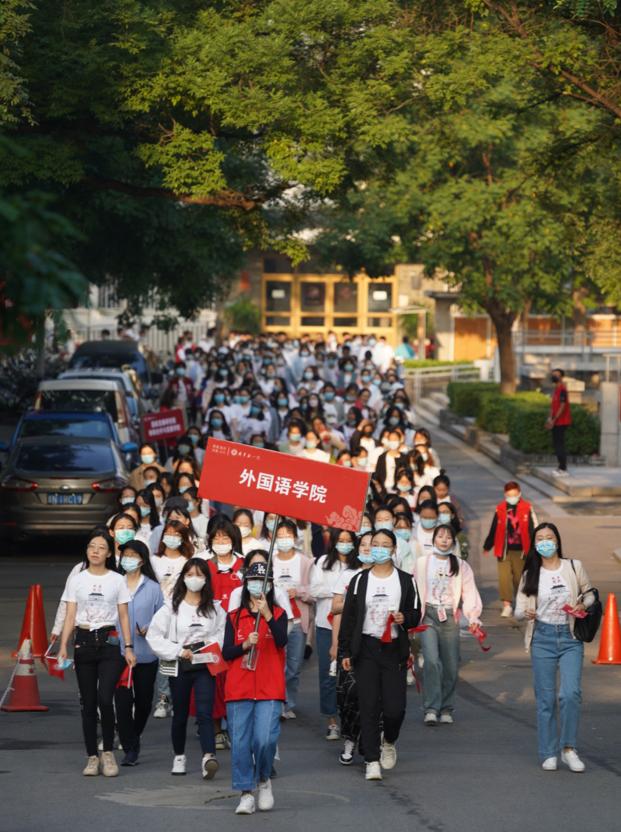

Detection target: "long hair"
[81, 526, 117, 571]
[322, 528, 357, 571]
[156, 519, 194, 559]
[432, 524, 460, 576]
[118, 540, 158, 582]
[522, 523, 564, 597]
[171, 558, 215, 616]
[136, 488, 159, 529]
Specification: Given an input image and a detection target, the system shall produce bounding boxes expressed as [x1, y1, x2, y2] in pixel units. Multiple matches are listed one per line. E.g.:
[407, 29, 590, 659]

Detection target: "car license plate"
[47, 493, 84, 506]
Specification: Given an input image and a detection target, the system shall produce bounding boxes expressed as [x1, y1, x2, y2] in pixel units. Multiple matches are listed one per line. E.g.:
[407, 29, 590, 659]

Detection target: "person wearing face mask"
[233, 509, 269, 555]
[302, 366, 322, 394]
[393, 470, 416, 509]
[373, 430, 409, 495]
[514, 523, 593, 773]
[109, 513, 139, 566]
[301, 429, 330, 463]
[174, 471, 196, 499]
[115, 541, 164, 766]
[186, 427, 205, 468]
[204, 387, 231, 420]
[117, 486, 138, 513]
[309, 529, 358, 741]
[412, 500, 440, 559]
[135, 489, 160, 545]
[147, 482, 166, 514]
[129, 445, 166, 491]
[204, 408, 233, 442]
[546, 368, 572, 477]
[222, 561, 288, 815]
[147, 559, 226, 778]
[280, 419, 307, 456]
[321, 383, 344, 424]
[433, 474, 465, 530]
[166, 362, 196, 424]
[182, 486, 208, 546]
[414, 525, 482, 725]
[148, 499, 195, 556]
[373, 506, 409, 567]
[56, 528, 136, 777]
[339, 530, 421, 780]
[483, 482, 538, 618]
[272, 520, 315, 718]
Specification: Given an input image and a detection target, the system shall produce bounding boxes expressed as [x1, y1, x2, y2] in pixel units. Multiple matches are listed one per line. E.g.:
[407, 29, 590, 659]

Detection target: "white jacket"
[146, 601, 226, 661]
[413, 555, 482, 625]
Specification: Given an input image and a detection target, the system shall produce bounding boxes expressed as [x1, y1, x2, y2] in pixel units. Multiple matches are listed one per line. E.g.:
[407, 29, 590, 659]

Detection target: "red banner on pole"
[142, 408, 186, 443]
[198, 438, 369, 532]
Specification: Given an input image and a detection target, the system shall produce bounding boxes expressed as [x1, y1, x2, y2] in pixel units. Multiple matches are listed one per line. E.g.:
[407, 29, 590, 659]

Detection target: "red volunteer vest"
[551, 384, 572, 426]
[208, 557, 243, 612]
[493, 499, 532, 558]
[224, 606, 286, 702]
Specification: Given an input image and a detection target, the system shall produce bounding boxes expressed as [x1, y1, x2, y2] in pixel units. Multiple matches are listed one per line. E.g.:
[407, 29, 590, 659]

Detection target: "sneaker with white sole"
[281, 709, 296, 720]
[500, 605, 513, 618]
[326, 723, 340, 741]
[439, 713, 454, 724]
[202, 753, 219, 780]
[365, 761, 382, 780]
[257, 779, 274, 811]
[235, 793, 256, 815]
[153, 695, 170, 719]
[406, 667, 416, 686]
[561, 749, 585, 772]
[82, 755, 100, 776]
[339, 739, 355, 766]
[380, 741, 397, 770]
[424, 712, 438, 726]
[215, 732, 227, 751]
[171, 754, 186, 775]
[542, 757, 558, 771]
[100, 751, 119, 777]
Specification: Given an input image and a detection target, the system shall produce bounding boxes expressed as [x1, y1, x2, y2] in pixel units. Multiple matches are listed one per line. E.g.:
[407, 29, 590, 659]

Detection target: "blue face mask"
[278, 398, 288, 408]
[420, 517, 437, 530]
[214, 393, 225, 404]
[371, 546, 393, 564]
[114, 528, 135, 545]
[178, 485, 190, 494]
[324, 391, 335, 401]
[395, 529, 411, 541]
[506, 495, 520, 506]
[121, 556, 141, 573]
[535, 539, 557, 558]
[375, 521, 393, 532]
[359, 525, 372, 536]
[139, 505, 151, 517]
[186, 501, 196, 513]
[358, 551, 374, 564]
[250, 406, 261, 417]
[211, 418, 223, 429]
[388, 416, 400, 427]
[336, 542, 354, 555]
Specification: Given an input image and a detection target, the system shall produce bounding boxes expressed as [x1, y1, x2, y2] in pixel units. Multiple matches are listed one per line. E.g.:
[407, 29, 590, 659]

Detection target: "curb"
[613, 549, 621, 567]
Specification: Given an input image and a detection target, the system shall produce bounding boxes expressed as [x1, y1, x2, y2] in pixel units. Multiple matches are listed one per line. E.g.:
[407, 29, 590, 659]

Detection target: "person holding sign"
[223, 561, 288, 815]
[339, 529, 421, 781]
[146, 558, 226, 779]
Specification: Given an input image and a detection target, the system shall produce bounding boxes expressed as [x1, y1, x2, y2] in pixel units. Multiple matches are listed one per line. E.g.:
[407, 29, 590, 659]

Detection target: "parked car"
[68, 340, 163, 393]
[33, 379, 137, 445]
[58, 368, 149, 434]
[0, 436, 129, 540]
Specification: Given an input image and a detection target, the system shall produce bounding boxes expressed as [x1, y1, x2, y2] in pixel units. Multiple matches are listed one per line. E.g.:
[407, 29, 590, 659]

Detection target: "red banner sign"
[142, 408, 186, 443]
[198, 439, 369, 532]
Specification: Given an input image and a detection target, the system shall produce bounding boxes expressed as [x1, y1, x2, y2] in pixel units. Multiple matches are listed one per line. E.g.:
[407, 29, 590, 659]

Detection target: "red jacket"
[493, 499, 533, 558]
[551, 383, 572, 426]
[208, 557, 243, 612]
[224, 607, 286, 702]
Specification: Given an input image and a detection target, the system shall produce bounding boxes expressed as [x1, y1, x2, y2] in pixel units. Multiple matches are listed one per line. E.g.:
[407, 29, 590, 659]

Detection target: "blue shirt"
[118, 576, 164, 663]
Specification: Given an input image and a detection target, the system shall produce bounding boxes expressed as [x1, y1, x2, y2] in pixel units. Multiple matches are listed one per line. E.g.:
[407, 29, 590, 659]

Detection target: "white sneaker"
[171, 754, 186, 775]
[201, 753, 218, 780]
[326, 723, 340, 741]
[406, 668, 416, 686]
[235, 793, 256, 815]
[542, 757, 558, 771]
[380, 741, 397, 770]
[365, 761, 382, 780]
[439, 713, 454, 724]
[424, 712, 438, 726]
[339, 739, 355, 765]
[556, 469, 570, 478]
[281, 709, 296, 720]
[501, 605, 513, 618]
[154, 695, 170, 718]
[561, 749, 585, 772]
[257, 779, 274, 811]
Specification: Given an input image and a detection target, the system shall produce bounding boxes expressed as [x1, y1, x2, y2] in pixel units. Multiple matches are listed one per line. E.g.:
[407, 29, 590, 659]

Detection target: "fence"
[514, 329, 621, 351]
[404, 363, 487, 402]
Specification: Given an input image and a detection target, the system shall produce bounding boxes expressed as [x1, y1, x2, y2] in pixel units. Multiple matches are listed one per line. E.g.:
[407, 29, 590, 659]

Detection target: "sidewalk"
[532, 464, 621, 497]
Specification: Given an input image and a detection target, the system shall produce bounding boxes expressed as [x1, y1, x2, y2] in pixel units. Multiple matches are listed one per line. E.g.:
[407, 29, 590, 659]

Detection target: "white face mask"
[212, 542, 232, 556]
[237, 526, 252, 538]
[184, 576, 206, 592]
[276, 537, 294, 552]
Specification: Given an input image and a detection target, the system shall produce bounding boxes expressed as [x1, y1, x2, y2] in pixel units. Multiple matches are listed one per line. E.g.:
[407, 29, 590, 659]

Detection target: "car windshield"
[38, 390, 118, 421]
[16, 443, 115, 474]
[70, 351, 148, 381]
[20, 417, 113, 441]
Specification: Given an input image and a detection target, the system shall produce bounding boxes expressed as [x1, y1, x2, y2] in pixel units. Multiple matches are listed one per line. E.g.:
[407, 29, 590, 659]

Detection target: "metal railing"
[404, 363, 485, 401]
[514, 329, 621, 350]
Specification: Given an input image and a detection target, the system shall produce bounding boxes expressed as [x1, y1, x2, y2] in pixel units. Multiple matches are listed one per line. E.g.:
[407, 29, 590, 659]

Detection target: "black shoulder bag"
[570, 560, 602, 643]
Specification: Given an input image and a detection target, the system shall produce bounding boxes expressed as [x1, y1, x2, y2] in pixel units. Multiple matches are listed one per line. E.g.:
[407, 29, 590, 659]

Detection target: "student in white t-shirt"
[232, 509, 269, 556]
[147, 557, 226, 780]
[57, 527, 136, 778]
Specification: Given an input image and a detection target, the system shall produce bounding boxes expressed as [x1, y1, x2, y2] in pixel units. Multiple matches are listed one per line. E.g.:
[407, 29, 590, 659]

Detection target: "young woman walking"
[57, 528, 136, 777]
[515, 523, 594, 772]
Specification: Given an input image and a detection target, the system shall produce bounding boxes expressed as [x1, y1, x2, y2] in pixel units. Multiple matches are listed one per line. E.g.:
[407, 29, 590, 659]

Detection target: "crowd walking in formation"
[50, 332, 594, 814]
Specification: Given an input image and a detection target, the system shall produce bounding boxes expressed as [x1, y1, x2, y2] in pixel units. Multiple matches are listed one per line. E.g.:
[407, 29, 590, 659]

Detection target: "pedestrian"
[310, 528, 358, 741]
[546, 368, 572, 477]
[339, 529, 421, 780]
[483, 482, 537, 618]
[223, 561, 288, 815]
[514, 523, 594, 772]
[414, 524, 482, 725]
[129, 444, 166, 491]
[114, 540, 164, 766]
[146, 558, 226, 778]
[108, 512, 139, 565]
[56, 527, 136, 777]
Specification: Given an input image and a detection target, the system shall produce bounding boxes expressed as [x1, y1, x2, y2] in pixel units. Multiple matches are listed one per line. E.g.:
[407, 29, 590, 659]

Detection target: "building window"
[367, 282, 392, 313]
[334, 282, 358, 313]
[300, 282, 326, 312]
[265, 281, 291, 312]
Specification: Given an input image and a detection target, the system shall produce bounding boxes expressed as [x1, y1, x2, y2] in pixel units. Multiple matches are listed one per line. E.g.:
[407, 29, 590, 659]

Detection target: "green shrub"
[477, 391, 549, 433]
[403, 359, 473, 369]
[565, 407, 600, 455]
[447, 382, 500, 417]
[224, 297, 261, 335]
[507, 402, 599, 455]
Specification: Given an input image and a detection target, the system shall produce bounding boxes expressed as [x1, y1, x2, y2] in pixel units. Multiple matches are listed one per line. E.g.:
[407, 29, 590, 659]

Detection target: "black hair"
[372, 504, 394, 521]
[207, 513, 242, 555]
[118, 486, 138, 507]
[109, 511, 140, 531]
[136, 488, 159, 529]
[118, 540, 158, 582]
[432, 524, 460, 576]
[433, 473, 450, 489]
[418, 499, 439, 515]
[275, 518, 298, 537]
[522, 523, 564, 596]
[370, 528, 397, 549]
[171, 558, 215, 616]
[415, 487, 437, 511]
[233, 508, 254, 528]
[323, 528, 357, 570]
[82, 526, 117, 571]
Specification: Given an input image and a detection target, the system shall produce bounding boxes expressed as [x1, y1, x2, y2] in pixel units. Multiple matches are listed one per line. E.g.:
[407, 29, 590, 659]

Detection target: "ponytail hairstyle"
[521, 523, 564, 597]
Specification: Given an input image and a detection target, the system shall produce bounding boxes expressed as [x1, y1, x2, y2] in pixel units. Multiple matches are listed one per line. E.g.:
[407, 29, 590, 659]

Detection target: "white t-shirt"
[191, 513, 208, 541]
[416, 525, 435, 558]
[362, 569, 402, 639]
[426, 555, 454, 609]
[241, 535, 269, 555]
[273, 553, 302, 591]
[151, 554, 186, 600]
[66, 570, 130, 630]
[310, 556, 348, 629]
[537, 566, 571, 625]
[333, 567, 362, 597]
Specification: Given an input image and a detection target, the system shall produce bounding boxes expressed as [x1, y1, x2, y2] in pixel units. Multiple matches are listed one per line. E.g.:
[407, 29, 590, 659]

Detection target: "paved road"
[1, 423, 620, 832]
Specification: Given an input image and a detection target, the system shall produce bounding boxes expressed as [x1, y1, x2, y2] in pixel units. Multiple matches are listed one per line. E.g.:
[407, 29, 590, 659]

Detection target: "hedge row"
[404, 359, 474, 369]
[447, 382, 600, 455]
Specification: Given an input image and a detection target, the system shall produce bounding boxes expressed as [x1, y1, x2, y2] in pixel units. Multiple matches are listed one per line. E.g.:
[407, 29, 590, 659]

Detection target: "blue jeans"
[316, 626, 336, 716]
[227, 700, 282, 791]
[420, 607, 460, 715]
[285, 622, 306, 711]
[168, 670, 216, 755]
[531, 621, 583, 761]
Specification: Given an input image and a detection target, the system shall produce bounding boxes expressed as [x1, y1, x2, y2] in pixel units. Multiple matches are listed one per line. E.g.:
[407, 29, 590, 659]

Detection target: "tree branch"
[81, 176, 258, 210]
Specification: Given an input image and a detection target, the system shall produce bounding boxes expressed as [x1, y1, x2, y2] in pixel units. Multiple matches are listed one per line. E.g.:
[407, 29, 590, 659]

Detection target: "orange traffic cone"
[592, 593, 621, 665]
[1, 639, 49, 712]
[12, 584, 48, 658]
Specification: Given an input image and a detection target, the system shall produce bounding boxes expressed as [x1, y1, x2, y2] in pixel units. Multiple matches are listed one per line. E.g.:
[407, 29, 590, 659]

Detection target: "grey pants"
[420, 607, 460, 715]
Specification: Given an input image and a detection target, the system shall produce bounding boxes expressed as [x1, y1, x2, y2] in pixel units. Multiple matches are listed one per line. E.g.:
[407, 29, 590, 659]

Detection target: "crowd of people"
[51, 332, 594, 814]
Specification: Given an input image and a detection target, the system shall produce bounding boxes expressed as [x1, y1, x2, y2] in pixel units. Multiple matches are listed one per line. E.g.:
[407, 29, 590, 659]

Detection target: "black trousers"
[74, 630, 124, 756]
[552, 425, 568, 471]
[114, 659, 159, 753]
[169, 669, 216, 755]
[354, 636, 407, 763]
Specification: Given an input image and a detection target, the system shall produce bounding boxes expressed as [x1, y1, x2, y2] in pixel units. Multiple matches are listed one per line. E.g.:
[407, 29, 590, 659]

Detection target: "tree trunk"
[485, 303, 517, 394]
